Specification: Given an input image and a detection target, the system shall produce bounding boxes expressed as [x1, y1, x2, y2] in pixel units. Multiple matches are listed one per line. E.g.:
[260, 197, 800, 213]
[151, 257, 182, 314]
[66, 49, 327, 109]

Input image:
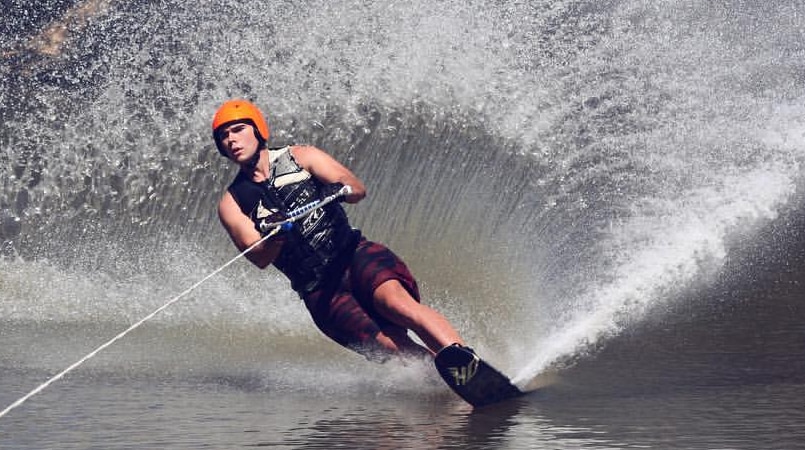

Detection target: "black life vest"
[227, 146, 360, 294]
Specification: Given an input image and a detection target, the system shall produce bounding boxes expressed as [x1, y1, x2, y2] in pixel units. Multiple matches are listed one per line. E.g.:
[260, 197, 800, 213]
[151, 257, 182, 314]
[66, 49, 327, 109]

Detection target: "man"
[213, 98, 467, 361]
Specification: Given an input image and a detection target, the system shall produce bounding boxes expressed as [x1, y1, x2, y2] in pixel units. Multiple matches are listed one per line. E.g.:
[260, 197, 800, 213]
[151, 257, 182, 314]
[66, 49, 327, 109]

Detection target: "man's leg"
[374, 325, 433, 358]
[304, 285, 429, 360]
[372, 279, 464, 354]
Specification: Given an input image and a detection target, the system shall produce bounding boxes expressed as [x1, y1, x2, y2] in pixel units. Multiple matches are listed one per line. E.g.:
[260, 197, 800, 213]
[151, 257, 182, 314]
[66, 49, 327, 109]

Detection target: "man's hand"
[251, 200, 289, 237]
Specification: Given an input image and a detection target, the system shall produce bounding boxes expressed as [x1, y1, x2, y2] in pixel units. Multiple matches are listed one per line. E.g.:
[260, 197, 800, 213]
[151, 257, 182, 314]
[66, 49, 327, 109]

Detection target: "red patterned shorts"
[301, 238, 420, 351]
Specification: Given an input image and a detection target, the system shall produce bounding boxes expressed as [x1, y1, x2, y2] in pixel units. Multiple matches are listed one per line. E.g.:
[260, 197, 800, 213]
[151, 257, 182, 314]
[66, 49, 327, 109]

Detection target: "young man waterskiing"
[213, 99, 468, 361]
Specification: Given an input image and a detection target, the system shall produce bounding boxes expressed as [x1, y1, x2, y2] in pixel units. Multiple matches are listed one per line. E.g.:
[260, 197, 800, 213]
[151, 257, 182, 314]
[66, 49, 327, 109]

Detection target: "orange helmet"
[211, 99, 270, 155]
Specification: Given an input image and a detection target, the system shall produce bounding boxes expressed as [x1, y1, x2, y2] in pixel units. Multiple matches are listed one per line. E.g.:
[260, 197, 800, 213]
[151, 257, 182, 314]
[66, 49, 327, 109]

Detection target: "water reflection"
[239, 392, 628, 450]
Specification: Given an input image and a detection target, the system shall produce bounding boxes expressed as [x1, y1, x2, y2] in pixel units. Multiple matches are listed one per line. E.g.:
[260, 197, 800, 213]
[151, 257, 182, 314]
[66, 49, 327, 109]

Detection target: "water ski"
[434, 344, 524, 407]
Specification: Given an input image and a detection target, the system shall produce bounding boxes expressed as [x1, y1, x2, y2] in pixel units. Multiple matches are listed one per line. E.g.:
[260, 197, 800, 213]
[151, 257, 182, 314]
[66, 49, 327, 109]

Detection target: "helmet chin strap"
[240, 142, 265, 171]
[245, 147, 261, 169]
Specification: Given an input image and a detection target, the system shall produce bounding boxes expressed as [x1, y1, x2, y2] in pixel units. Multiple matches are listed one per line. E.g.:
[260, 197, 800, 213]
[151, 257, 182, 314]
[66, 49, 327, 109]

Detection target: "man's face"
[217, 122, 259, 163]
